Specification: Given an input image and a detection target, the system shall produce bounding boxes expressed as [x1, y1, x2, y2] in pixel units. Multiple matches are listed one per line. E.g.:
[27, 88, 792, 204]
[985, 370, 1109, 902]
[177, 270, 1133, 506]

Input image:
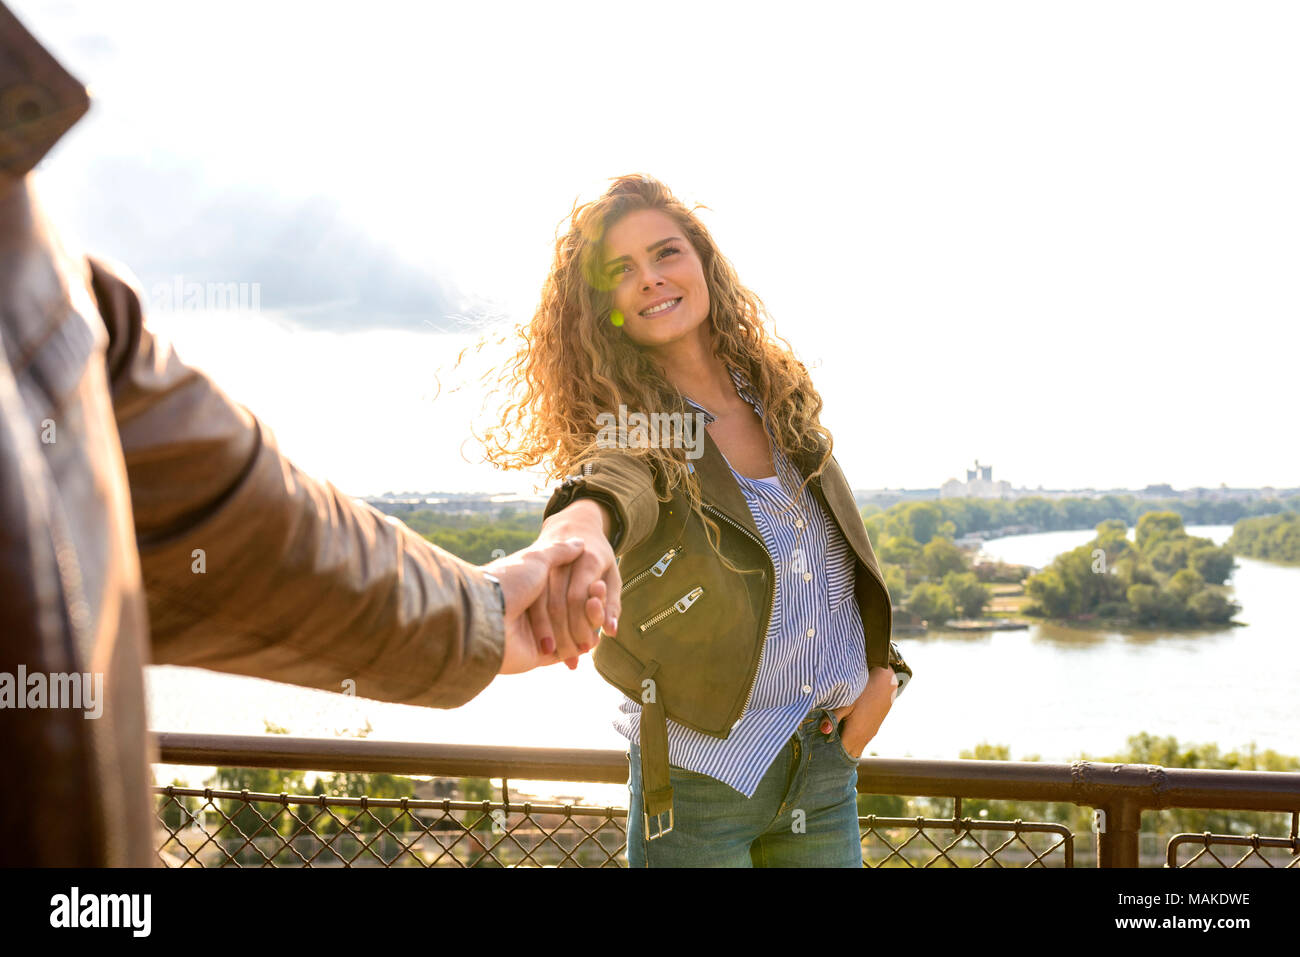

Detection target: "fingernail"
[566, 657, 578, 670]
[608, 616, 618, 636]
[541, 636, 555, 655]
[567, 537, 584, 546]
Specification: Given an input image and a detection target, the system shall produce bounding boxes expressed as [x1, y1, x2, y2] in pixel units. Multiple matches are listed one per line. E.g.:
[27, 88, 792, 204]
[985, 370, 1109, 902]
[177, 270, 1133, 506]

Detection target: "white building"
[940, 459, 1014, 499]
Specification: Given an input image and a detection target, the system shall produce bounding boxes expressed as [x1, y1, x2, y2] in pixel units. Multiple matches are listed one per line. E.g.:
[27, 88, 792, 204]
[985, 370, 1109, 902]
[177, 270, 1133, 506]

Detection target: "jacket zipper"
[621, 544, 683, 594]
[701, 503, 775, 730]
[638, 585, 704, 634]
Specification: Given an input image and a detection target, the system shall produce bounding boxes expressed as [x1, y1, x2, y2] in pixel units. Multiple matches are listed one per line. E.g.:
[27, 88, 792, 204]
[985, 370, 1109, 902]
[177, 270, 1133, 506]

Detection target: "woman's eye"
[608, 246, 680, 278]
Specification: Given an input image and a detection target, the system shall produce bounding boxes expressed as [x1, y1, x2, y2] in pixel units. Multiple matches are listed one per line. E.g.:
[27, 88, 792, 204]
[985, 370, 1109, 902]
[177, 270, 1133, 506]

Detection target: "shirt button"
[801, 684, 812, 694]
[794, 518, 805, 528]
[803, 572, 812, 582]
[807, 627, 815, 637]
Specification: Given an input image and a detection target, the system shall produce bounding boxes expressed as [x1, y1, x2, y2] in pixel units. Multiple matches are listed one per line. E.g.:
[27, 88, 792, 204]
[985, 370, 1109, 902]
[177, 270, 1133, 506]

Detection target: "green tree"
[901, 502, 944, 545]
[1127, 583, 1180, 624]
[905, 582, 955, 624]
[1026, 568, 1071, 617]
[879, 535, 922, 569]
[920, 539, 967, 581]
[1135, 511, 1185, 553]
[880, 562, 907, 598]
[1188, 545, 1235, 585]
[317, 771, 417, 834]
[211, 765, 308, 861]
[942, 571, 991, 618]
[1147, 537, 1193, 575]
[1167, 567, 1204, 602]
[1188, 589, 1238, 623]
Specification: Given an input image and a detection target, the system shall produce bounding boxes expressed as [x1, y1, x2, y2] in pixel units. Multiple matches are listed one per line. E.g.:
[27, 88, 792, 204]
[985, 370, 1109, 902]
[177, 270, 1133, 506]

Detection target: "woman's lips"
[640, 297, 682, 318]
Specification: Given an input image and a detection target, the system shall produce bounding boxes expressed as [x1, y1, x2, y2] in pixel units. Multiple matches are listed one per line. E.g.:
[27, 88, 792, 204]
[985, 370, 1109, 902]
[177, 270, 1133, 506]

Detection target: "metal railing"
[152, 732, 1300, 868]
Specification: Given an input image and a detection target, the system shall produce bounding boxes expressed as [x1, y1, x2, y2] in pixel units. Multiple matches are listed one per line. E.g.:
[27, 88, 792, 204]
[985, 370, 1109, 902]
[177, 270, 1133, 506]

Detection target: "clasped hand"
[484, 499, 620, 675]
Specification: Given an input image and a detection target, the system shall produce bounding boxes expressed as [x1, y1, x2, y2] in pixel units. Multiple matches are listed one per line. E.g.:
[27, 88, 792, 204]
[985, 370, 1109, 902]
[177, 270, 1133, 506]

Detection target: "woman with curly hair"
[482, 173, 902, 867]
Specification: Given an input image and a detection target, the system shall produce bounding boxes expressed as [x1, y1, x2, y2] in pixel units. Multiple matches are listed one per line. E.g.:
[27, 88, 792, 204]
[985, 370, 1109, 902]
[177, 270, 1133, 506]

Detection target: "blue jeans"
[625, 708, 863, 867]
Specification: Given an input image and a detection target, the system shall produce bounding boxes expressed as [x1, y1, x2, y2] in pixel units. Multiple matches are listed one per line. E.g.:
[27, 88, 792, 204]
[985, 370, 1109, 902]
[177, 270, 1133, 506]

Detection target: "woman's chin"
[625, 315, 710, 351]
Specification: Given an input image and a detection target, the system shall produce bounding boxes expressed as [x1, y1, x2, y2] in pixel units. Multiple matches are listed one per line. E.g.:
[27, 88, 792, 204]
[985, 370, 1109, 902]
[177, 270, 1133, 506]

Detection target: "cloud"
[51, 154, 471, 333]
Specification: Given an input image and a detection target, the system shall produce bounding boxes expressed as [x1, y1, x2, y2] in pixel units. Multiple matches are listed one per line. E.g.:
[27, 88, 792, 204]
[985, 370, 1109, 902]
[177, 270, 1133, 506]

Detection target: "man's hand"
[534, 498, 623, 670]
[485, 538, 607, 675]
[836, 666, 898, 758]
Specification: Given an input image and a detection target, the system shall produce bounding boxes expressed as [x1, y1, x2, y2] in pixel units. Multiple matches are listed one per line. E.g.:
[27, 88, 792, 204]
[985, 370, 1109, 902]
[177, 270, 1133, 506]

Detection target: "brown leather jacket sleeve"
[89, 257, 505, 708]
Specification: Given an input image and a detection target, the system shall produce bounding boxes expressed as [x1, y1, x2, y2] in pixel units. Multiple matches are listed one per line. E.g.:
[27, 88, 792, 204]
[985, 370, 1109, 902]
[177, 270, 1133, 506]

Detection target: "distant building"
[940, 459, 1013, 499]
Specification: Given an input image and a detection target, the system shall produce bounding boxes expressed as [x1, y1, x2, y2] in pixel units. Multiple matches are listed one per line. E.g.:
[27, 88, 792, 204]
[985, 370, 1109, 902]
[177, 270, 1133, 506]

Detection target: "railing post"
[1096, 799, 1142, 867]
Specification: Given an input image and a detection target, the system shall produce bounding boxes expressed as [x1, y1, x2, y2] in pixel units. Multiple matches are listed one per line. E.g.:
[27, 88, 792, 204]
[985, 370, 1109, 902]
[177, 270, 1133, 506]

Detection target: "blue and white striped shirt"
[613, 366, 869, 798]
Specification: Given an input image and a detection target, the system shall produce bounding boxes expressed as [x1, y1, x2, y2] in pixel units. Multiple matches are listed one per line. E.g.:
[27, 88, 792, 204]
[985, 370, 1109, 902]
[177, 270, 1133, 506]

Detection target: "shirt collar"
[682, 364, 762, 425]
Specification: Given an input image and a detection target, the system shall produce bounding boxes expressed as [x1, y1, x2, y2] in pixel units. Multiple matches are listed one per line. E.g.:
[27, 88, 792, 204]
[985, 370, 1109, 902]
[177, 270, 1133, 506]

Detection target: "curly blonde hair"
[481, 173, 835, 567]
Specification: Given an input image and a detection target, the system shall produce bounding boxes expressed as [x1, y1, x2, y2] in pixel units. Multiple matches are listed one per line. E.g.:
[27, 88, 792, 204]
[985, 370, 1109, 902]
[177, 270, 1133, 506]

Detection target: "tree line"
[1227, 512, 1300, 564]
[860, 492, 1299, 541]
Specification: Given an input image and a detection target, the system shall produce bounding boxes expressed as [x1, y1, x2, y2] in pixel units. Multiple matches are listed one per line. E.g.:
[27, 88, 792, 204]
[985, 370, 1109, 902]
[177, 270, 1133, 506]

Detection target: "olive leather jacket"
[544, 422, 894, 831]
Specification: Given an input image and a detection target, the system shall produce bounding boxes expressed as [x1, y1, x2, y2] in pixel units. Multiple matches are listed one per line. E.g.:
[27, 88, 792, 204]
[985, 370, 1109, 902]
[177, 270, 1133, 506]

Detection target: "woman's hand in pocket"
[838, 666, 898, 758]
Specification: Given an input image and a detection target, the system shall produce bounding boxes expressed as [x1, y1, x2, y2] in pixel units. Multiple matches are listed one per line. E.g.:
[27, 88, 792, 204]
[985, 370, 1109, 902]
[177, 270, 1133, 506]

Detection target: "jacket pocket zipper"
[622, 544, 684, 594]
[638, 585, 704, 634]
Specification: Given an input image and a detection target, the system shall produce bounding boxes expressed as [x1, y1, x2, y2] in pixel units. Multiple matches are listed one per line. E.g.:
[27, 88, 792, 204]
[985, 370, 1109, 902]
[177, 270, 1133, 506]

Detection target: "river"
[147, 523, 1298, 801]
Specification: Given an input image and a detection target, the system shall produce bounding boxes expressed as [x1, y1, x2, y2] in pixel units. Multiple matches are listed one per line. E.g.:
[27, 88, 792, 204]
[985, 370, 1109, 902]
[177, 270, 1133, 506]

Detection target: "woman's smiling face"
[601, 208, 710, 351]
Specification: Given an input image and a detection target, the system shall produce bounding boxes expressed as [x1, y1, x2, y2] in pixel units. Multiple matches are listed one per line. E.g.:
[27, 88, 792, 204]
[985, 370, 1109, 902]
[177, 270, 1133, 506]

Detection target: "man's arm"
[90, 256, 505, 708]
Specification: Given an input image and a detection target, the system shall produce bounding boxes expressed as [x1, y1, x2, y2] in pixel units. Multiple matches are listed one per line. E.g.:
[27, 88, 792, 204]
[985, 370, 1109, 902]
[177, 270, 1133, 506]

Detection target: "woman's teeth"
[641, 297, 681, 317]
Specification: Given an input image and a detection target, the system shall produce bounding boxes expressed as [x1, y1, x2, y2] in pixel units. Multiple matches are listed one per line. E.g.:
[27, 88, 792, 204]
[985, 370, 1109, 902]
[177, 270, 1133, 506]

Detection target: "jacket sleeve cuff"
[445, 560, 506, 703]
[544, 484, 625, 549]
[542, 459, 658, 557]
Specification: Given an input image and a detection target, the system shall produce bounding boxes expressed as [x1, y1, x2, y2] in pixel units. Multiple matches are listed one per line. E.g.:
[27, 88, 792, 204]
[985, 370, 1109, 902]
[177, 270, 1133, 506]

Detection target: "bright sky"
[18, 0, 1299, 497]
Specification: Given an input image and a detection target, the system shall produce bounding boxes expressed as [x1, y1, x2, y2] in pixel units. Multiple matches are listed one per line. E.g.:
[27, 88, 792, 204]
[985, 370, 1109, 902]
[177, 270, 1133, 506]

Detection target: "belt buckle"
[643, 808, 674, 840]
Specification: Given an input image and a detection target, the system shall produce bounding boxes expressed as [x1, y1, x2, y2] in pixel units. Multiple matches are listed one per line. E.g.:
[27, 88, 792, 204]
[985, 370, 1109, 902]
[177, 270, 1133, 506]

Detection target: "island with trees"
[1021, 512, 1239, 626]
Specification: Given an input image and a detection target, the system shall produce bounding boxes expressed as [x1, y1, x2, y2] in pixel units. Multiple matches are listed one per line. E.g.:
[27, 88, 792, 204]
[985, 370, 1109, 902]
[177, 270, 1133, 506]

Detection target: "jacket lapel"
[809, 454, 885, 582]
[691, 425, 764, 542]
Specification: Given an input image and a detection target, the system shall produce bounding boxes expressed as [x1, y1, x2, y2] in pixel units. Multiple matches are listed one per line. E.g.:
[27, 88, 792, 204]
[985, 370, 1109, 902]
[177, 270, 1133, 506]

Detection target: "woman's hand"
[486, 538, 602, 674]
[533, 498, 623, 669]
[836, 666, 898, 758]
